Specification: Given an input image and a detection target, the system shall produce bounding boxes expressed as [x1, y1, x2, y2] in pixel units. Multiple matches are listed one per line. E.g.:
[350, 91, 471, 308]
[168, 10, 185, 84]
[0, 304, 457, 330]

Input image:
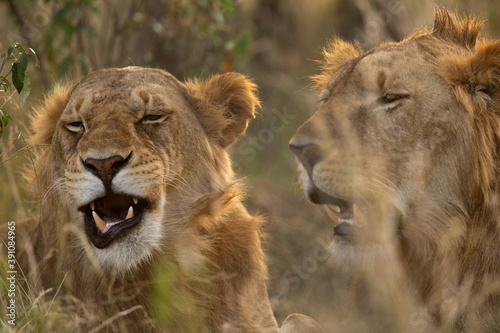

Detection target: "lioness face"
[290, 41, 467, 259]
[51, 68, 225, 270]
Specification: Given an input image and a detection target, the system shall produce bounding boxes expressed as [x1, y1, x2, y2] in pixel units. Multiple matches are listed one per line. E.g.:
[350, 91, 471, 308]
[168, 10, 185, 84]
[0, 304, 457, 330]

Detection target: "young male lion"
[1, 67, 278, 332]
[289, 8, 500, 332]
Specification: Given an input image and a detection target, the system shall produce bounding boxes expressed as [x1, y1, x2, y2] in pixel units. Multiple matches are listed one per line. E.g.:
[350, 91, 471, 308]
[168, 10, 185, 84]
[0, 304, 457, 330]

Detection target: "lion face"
[55, 68, 198, 268]
[34, 67, 258, 271]
[292, 42, 457, 234]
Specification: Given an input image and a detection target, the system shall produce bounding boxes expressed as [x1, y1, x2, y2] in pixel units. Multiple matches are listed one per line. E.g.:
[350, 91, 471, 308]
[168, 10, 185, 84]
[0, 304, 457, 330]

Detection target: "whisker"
[42, 176, 66, 205]
[162, 168, 192, 190]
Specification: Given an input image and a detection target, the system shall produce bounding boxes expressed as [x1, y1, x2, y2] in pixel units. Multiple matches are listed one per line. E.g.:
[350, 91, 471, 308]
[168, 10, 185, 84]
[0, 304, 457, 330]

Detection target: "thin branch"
[0, 54, 9, 73]
[0, 68, 13, 88]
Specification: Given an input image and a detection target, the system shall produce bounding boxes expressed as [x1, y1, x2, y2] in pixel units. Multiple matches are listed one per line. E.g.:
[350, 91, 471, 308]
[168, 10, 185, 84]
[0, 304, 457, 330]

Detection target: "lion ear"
[439, 41, 500, 111]
[186, 73, 260, 147]
[312, 38, 362, 92]
[432, 7, 482, 49]
[29, 84, 72, 145]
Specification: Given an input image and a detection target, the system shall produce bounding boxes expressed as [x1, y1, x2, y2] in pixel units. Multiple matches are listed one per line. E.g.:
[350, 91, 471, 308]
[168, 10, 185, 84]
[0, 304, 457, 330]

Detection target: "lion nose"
[83, 153, 131, 189]
[289, 142, 322, 175]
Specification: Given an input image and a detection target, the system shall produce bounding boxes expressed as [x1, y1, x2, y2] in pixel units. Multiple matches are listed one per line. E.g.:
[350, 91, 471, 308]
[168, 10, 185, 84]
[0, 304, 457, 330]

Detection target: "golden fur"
[2, 67, 278, 332]
[290, 8, 500, 332]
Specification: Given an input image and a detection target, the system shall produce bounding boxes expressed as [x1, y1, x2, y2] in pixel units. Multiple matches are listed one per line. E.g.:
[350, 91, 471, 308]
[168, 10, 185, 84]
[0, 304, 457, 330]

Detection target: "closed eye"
[65, 121, 85, 133]
[319, 88, 331, 103]
[142, 114, 168, 123]
[382, 92, 410, 104]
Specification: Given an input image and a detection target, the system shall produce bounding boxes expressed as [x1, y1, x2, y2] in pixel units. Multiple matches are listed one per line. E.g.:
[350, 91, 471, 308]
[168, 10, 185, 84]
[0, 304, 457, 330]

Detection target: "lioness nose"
[289, 142, 322, 174]
[83, 154, 129, 189]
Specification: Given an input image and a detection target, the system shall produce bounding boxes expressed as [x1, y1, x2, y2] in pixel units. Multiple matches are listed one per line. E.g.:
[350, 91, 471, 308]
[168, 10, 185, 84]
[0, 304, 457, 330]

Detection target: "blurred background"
[1, 0, 499, 331]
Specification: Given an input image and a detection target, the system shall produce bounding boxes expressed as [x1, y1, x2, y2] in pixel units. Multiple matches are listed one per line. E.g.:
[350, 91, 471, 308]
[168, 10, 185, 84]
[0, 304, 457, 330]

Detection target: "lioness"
[289, 8, 500, 332]
[1, 68, 277, 332]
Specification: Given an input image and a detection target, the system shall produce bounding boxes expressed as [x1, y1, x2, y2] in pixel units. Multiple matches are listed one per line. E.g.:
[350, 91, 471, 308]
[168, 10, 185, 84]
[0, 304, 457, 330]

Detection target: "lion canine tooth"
[126, 206, 134, 219]
[92, 211, 106, 232]
[133, 197, 138, 205]
[90, 201, 95, 211]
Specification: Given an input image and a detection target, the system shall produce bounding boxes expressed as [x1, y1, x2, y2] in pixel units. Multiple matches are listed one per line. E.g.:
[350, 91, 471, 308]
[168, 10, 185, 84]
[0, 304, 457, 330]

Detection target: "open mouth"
[308, 186, 365, 238]
[80, 193, 148, 249]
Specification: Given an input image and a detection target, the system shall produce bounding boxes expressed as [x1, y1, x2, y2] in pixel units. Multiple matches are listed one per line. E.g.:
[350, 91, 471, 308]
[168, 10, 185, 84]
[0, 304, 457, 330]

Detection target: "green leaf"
[12, 62, 24, 93]
[19, 74, 31, 107]
[220, 0, 234, 15]
[12, 52, 29, 93]
[54, 3, 73, 24]
[62, 25, 78, 46]
[1, 109, 11, 128]
[234, 31, 252, 55]
[19, 52, 29, 72]
[0, 109, 12, 138]
[28, 48, 40, 68]
[15, 43, 25, 53]
[83, 0, 99, 12]
[7, 45, 14, 57]
[0, 76, 11, 92]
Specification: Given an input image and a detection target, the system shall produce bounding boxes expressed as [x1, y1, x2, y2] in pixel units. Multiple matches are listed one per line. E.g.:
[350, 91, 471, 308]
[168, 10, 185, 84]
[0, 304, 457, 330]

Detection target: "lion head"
[290, 8, 500, 330]
[29, 67, 259, 272]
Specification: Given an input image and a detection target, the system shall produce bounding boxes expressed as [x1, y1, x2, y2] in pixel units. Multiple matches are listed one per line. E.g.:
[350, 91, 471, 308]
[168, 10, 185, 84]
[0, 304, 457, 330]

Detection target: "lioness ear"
[439, 41, 500, 111]
[29, 84, 72, 145]
[186, 73, 260, 147]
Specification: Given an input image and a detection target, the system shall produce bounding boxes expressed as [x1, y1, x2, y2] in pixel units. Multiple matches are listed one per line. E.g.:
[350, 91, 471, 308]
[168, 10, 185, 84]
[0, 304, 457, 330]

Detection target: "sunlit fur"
[5, 67, 277, 332]
[292, 8, 500, 332]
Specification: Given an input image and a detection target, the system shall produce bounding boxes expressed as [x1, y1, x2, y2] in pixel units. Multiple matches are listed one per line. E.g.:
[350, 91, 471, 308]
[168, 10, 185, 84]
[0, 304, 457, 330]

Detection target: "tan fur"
[2, 67, 277, 332]
[290, 8, 500, 332]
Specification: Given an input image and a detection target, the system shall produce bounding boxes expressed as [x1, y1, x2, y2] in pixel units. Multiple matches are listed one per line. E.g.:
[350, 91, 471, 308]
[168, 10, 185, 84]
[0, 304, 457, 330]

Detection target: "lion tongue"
[92, 206, 134, 233]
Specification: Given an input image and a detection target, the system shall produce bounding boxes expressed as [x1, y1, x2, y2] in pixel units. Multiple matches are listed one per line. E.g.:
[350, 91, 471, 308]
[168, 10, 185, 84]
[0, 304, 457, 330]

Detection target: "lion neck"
[398, 181, 500, 327]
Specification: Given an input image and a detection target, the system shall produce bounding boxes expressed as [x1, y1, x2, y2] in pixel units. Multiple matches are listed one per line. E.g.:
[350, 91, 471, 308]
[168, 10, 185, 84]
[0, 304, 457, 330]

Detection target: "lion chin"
[290, 7, 500, 332]
[6, 67, 278, 332]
